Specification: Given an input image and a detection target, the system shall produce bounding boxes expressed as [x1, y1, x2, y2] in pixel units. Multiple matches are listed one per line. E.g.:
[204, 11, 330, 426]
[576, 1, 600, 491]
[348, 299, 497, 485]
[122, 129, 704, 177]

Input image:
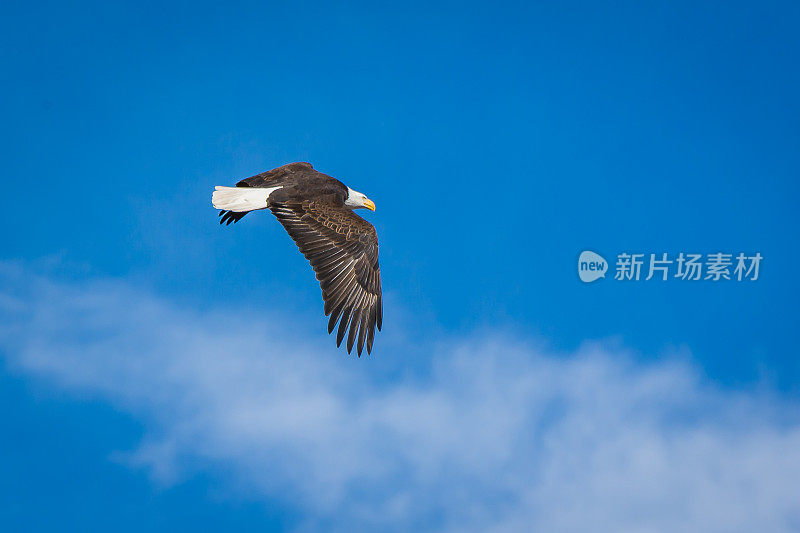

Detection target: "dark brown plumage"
[212, 162, 382, 356]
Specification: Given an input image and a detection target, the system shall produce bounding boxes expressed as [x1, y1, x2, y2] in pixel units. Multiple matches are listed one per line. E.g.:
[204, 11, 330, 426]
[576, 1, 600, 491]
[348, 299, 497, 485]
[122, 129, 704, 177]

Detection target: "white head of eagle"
[344, 187, 376, 211]
[211, 162, 382, 357]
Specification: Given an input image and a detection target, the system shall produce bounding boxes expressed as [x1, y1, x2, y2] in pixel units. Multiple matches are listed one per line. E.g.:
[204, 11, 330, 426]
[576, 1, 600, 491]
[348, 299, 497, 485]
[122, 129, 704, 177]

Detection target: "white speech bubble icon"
[578, 251, 608, 283]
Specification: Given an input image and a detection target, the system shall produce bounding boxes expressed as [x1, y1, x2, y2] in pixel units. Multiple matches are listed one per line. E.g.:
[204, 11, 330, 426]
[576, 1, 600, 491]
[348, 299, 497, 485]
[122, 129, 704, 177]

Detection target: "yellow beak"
[363, 198, 376, 211]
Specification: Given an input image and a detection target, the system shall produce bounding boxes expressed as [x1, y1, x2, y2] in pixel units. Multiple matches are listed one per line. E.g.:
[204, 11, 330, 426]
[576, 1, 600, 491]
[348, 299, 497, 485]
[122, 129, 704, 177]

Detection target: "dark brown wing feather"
[270, 201, 382, 356]
[218, 209, 247, 225]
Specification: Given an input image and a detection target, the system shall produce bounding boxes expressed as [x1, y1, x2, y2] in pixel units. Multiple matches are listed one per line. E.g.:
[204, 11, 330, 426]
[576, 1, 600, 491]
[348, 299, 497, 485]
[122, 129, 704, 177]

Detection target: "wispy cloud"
[1, 263, 799, 532]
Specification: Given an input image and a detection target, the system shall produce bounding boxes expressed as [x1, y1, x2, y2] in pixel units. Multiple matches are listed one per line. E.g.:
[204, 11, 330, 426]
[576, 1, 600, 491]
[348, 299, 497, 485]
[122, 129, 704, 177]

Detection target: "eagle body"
[212, 162, 382, 356]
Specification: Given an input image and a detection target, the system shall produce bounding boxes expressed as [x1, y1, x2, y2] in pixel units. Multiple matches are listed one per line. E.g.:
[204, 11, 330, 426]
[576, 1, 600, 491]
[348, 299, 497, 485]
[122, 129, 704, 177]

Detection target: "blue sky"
[2, 1, 800, 531]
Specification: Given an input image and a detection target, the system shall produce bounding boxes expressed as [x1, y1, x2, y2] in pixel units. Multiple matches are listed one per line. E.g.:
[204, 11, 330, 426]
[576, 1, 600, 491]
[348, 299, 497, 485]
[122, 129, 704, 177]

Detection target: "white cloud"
[1, 263, 799, 532]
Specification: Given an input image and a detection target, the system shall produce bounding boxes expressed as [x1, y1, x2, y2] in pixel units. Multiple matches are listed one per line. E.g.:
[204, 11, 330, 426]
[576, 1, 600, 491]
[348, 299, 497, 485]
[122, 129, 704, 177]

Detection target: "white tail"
[212, 186, 281, 212]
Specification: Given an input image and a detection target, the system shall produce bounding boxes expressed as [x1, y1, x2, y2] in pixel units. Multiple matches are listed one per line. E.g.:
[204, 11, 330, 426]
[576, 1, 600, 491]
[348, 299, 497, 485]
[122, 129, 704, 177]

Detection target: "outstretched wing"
[270, 201, 382, 356]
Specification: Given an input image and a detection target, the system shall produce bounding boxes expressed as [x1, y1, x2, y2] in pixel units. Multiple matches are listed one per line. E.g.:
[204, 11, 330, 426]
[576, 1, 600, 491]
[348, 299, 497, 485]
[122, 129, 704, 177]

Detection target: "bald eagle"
[212, 162, 381, 356]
